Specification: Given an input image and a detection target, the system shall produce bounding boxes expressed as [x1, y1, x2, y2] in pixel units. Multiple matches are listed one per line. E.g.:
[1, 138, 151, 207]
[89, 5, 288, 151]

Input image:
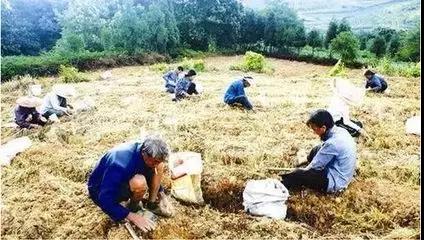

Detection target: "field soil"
[1, 56, 420, 239]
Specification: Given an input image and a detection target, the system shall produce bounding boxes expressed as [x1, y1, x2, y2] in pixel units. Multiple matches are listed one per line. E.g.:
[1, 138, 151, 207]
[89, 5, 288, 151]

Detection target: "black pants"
[174, 82, 198, 101]
[335, 118, 363, 137]
[280, 145, 328, 192]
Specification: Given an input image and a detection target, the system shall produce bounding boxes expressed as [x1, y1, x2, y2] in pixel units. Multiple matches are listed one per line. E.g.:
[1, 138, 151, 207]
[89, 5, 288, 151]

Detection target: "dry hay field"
[0, 55, 420, 239]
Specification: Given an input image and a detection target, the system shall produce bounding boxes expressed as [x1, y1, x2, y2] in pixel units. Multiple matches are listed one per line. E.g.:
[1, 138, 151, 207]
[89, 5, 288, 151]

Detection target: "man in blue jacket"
[163, 66, 183, 93]
[280, 109, 357, 193]
[364, 70, 388, 93]
[87, 135, 171, 232]
[223, 76, 254, 110]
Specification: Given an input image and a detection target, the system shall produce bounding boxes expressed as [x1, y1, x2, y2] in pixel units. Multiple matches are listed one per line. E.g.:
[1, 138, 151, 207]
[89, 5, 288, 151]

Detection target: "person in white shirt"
[327, 78, 367, 138]
[40, 85, 75, 120]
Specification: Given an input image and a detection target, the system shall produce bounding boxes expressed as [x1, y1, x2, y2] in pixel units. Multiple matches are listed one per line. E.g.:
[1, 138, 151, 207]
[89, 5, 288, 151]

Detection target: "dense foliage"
[1, 0, 420, 80]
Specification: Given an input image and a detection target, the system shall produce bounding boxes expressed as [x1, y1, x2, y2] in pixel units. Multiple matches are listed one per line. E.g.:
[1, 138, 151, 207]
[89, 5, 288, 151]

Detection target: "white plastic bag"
[0, 137, 32, 166]
[406, 116, 421, 135]
[168, 152, 204, 204]
[243, 178, 289, 219]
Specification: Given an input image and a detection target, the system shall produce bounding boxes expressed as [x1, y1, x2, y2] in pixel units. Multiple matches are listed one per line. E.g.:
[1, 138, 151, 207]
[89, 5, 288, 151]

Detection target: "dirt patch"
[201, 177, 245, 213]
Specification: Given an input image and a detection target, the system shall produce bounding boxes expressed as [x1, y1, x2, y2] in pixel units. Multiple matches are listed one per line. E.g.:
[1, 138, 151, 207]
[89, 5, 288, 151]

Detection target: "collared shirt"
[365, 75, 387, 91]
[175, 77, 191, 97]
[87, 142, 156, 222]
[40, 92, 67, 114]
[307, 127, 357, 193]
[327, 96, 361, 131]
[163, 71, 178, 87]
[14, 106, 40, 128]
[224, 79, 246, 103]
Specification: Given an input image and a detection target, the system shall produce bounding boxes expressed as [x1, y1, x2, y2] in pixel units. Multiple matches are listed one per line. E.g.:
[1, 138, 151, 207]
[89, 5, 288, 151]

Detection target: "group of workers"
[10, 64, 389, 232]
[83, 66, 390, 232]
[14, 85, 75, 129]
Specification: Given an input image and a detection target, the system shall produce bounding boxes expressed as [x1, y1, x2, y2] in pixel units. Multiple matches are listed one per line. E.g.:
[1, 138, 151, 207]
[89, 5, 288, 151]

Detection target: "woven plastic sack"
[243, 178, 289, 219]
[168, 152, 204, 204]
[406, 116, 421, 135]
[0, 137, 32, 166]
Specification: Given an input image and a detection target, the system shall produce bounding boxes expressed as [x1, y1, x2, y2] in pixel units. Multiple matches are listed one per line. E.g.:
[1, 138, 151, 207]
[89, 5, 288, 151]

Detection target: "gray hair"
[141, 134, 169, 162]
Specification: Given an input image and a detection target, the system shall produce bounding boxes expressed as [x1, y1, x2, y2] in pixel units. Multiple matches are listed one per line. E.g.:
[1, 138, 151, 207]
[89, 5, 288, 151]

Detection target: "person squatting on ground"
[280, 109, 357, 193]
[163, 66, 184, 94]
[327, 78, 367, 138]
[173, 69, 198, 101]
[223, 76, 254, 111]
[14, 96, 47, 129]
[364, 69, 388, 93]
[40, 85, 75, 120]
[87, 134, 173, 232]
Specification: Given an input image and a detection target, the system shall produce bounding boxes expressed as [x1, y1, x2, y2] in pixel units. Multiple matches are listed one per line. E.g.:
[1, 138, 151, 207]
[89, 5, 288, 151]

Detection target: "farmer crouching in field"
[40, 85, 75, 122]
[223, 76, 254, 111]
[364, 69, 388, 93]
[173, 69, 199, 101]
[280, 110, 357, 193]
[327, 78, 367, 138]
[163, 66, 184, 93]
[14, 96, 47, 129]
[87, 134, 174, 232]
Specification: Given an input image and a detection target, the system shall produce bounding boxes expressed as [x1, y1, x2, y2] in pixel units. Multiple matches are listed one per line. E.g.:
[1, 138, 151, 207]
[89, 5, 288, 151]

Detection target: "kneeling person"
[14, 96, 47, 129]
[223, 76, 254, 110]
[87, 134, 173, 232]
[163, 66, 183, 93]
[280, 110, 357, 193]
[173, 69, 198, 101]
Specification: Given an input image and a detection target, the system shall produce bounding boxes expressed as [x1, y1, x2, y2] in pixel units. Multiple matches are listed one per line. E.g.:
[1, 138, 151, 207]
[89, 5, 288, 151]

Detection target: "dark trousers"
[280, 145, 328, 192]
[335, 118, 363, 137]
[226, 96, 253, 110]
[174, 83, 198, 101]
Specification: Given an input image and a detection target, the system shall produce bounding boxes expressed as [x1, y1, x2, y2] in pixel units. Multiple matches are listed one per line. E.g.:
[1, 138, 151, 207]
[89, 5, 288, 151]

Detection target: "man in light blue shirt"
[163, 66, 183, 93]
[281, 109, 357, 193]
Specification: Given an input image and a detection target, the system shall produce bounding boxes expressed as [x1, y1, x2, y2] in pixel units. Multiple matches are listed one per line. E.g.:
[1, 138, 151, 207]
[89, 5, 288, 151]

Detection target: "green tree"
[307, 30, 323, 54]
[370, 36, 387, 57]
[398, 26, 420, 62]
[325, 20, 338, 49]
[337, 19, 351, 33]
[388, 35, 401, 57]
[330, 31, 360, 63]
[1, 0, 61, 55]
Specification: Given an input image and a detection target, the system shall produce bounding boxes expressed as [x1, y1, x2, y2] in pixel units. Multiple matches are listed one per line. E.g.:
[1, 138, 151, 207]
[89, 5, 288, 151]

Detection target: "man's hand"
[359, 128, 370, 139]
[40, 116, 48, 122]
[30, 124, 41, 129]
[126, 212, 156, 232]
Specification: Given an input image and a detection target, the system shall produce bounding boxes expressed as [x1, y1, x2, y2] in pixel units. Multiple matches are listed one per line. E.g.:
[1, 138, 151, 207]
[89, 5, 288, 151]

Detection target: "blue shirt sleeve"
[163, 71, 172, 81]
[97, 165, 130, 222]
[371, 76, 382, 90]
[307, 141, 337, 170]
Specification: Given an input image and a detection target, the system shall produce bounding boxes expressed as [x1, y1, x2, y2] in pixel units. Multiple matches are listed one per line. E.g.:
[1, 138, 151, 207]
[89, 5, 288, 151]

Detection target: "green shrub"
[149, 63, 171, 73]
[179, 58, 206, 72]
[372, 58, 421, 78]
[329, 59, 347, 77]
[243, 51, 265, 72]
[1, 51, 168, 81]
[229, 51, 273, 73]
[59, 65, 89, 83]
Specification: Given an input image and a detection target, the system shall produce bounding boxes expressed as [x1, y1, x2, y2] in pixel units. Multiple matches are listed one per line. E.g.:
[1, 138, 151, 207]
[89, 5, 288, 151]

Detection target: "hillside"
[241, 0, 420, 31]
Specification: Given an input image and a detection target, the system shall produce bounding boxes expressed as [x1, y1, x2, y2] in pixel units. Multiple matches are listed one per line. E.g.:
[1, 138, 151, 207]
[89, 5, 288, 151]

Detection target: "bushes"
[1, 51, 169, 82]
[179, 58, 206, 72]
[372, 58, 421, 78]
[149, 63, 172, 73]
[230, 51, 273, 74]
[59, 65, 89, 83]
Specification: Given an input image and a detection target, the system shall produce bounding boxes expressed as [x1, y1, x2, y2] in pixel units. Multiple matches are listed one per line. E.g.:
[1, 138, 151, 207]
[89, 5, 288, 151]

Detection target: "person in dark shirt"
[364, 70, 388, 93]
[14, 96, 47, 129]
[87, 135, 171, 232]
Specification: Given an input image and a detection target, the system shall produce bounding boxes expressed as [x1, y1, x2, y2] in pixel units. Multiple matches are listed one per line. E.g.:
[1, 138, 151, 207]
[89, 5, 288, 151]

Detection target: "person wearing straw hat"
[163, 66, 184, 93]
[173, 69, 199, 101]
[87, 134, 173, 233]
[280, 109, 357, 194]
[327, 78, 367, 138]
[40, 85, 75, 120]
[364, 69, 388, 93]
[223, 76, 254, 111]
[14, 96, 47, 129]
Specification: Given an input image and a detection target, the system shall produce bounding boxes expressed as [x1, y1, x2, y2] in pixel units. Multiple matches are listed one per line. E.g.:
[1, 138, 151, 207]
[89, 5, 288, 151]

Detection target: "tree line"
[1, 0, 420, 63]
